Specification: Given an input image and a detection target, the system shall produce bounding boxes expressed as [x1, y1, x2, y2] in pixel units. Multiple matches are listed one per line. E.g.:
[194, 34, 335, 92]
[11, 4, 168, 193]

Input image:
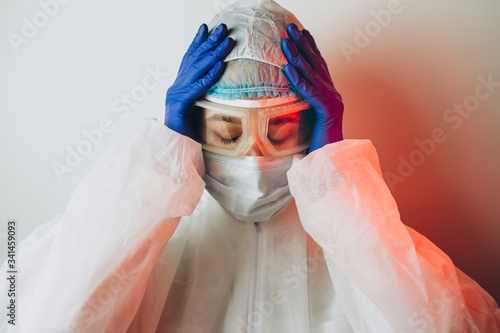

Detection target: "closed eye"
[219, 135, 240, 145]
[268, 137, 285, 145]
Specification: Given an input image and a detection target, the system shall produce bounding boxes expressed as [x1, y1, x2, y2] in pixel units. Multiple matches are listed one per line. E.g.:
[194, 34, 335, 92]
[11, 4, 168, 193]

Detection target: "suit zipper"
[250, 222, 262, 332]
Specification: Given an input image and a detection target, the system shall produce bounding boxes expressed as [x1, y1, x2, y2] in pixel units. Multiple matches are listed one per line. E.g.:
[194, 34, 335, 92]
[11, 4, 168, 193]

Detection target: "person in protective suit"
[1, 1, 499, 332]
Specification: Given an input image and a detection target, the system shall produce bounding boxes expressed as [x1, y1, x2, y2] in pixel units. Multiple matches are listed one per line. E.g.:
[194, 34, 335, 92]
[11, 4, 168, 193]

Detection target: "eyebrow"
[207, 114, 242, 125]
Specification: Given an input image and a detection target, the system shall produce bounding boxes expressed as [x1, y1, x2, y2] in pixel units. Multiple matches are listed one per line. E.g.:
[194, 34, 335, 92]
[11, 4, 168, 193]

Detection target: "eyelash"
[218, 136, 285, 145]
[219, 136, 240, 145]
[268, 137, 285, 145]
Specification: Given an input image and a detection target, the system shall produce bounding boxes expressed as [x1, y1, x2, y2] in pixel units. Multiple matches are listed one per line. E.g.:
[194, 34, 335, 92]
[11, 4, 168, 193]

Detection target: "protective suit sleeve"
[287, 139, 500, 333]
[0, 118, 205, 333]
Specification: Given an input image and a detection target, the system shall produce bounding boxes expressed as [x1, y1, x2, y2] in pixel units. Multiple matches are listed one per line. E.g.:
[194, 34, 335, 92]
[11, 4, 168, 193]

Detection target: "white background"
[1, 0, 499, 303]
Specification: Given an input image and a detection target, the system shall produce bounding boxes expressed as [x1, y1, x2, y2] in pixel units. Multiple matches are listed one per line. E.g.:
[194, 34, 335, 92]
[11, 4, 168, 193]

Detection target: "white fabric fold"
[288, 139, 500, 332]
[1, 123, 499, 333]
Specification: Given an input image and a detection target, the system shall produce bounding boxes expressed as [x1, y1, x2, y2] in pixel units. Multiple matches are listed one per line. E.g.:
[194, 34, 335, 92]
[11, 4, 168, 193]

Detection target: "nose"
[246, 141, 264, 156]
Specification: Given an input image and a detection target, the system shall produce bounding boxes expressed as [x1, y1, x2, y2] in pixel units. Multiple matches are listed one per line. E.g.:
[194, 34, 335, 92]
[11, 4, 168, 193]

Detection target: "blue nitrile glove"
[165, 23, 234, 138]
[281, 23, 344, 153]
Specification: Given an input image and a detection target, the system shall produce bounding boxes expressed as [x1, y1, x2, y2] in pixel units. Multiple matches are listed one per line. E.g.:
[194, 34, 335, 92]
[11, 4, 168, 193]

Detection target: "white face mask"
[203, 151, 304, 223]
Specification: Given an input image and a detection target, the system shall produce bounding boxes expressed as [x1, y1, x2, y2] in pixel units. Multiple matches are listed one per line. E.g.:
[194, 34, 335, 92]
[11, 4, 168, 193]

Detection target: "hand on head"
[282, 23, 344, 152]
[165, 21, 344, 155]
[164, 23, 235, 139]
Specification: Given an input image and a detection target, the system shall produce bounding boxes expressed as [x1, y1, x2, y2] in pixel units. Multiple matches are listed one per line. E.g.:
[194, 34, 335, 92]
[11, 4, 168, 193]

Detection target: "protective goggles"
[192, 98, 315, 159]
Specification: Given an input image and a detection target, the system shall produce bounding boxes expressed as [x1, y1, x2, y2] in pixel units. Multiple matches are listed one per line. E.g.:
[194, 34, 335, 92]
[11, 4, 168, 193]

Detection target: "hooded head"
[204, 0, 305, 101]
[200, 1, 308, 223]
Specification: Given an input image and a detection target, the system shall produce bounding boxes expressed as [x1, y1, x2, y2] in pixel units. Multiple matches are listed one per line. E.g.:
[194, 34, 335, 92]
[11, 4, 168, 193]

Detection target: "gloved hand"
[281, 23, 344, 152]
[165, 23, 234, 138]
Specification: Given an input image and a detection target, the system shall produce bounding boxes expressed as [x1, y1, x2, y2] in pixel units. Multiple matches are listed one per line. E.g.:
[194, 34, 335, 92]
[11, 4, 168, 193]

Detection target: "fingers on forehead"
[287, 27, 319, 63]
[192, 24, 209, 47]
[290, 52, 314, 74]
[208, 23, 228, 42]
[302, 30, 319, 52]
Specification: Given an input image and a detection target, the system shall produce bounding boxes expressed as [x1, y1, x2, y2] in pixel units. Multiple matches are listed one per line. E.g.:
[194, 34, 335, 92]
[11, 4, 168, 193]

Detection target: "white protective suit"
[1, 118, 499, 332]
